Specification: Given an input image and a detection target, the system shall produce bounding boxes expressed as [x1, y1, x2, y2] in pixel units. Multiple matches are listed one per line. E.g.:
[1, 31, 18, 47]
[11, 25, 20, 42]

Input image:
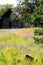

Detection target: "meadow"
[0, 28, 43, 65]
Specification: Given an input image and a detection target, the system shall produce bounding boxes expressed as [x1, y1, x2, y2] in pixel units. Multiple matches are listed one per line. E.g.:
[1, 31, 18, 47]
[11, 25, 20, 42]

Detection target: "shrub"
[34, 28, 43, 35]
[34, 37, 43, 44]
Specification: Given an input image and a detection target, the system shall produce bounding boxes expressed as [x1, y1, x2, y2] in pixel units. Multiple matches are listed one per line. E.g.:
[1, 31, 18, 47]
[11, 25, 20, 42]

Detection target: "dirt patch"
[25, 55, 34, 61]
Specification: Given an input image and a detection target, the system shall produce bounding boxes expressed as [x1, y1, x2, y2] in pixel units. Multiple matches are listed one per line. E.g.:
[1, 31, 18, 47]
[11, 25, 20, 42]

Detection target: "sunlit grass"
[0, 33, 20, 44]
[0, 47, 43, 65]
[0, 28, 43, 65]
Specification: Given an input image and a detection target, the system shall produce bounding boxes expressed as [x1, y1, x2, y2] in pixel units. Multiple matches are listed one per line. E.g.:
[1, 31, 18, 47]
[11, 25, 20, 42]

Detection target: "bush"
[34, 37, 43, 44]
[34, 28, 43, 35]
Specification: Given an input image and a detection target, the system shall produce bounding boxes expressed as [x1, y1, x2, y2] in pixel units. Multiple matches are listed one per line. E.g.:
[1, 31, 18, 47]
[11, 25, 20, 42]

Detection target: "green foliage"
[33, 5, 43, 27]
[0, 4, 13, 19]
[34, 37, 43, 44]
[34, 28, 43, 44]
[37, 0, 43, 5]
[34, 28, 43, 35]
[0, 7, 7, 18]
[16, 0, 43, 27]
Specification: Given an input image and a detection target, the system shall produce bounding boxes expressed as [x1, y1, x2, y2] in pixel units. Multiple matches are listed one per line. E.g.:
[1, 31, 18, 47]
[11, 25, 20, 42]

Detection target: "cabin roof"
[1, 8, 12, 18]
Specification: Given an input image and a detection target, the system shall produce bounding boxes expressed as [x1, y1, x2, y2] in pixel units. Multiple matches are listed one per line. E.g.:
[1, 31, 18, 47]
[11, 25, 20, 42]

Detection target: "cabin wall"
[2, 17, 10, 28]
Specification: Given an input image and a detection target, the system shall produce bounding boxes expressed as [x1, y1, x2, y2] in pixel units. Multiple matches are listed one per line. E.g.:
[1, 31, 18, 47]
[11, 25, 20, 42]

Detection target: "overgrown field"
[0, 28, 43, 65]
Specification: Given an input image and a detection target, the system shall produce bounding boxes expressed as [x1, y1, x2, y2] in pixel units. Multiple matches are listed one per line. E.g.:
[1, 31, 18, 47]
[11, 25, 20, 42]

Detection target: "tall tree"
[0, 4, 13, 19]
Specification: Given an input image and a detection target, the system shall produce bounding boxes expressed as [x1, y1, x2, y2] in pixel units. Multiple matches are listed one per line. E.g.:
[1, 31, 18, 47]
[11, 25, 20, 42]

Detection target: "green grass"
[0, 30, 43, 65]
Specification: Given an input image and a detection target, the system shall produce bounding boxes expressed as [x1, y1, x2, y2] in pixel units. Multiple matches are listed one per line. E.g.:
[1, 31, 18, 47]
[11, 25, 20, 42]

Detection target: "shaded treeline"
[0, 0, 43, 28]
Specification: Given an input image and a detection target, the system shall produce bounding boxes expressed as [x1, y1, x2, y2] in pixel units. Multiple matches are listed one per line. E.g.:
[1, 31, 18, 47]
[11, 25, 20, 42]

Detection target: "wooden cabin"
[0, 8, 25, 28]
[0, 9, 12, 28]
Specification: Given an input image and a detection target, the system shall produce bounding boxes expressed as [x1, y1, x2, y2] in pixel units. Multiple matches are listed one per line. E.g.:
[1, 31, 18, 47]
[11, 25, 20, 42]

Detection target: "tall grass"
[0, 28, 43, 65]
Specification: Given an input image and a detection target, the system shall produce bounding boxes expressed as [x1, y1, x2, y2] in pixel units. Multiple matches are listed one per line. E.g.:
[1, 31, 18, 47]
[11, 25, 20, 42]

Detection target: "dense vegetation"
[34, 37, 43, 44]
[34, 28, 43, 35]
[34, 28, 43, 44]
[0, 0, 43, 27]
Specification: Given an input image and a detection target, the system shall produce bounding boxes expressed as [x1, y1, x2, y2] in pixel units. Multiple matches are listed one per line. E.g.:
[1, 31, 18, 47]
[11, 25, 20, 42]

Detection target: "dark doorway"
[0, 20, 3, 28]
[21, 23, 24, 28]
[35, 21, 40, 27]
[9, 22, 12, 28]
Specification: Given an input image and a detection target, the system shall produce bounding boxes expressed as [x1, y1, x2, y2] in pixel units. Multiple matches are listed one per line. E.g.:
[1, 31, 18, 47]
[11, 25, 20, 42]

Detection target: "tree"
[33, 0, 43, 27]
[0, 4, 13, 19]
